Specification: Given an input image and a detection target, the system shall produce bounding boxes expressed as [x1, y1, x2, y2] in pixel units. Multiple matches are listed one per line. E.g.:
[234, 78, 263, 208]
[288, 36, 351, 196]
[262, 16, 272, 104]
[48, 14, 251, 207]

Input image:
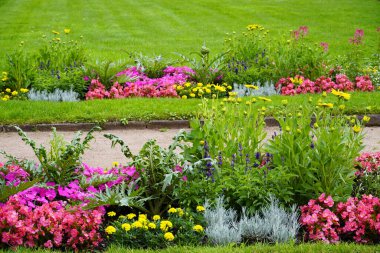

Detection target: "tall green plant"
[5, 49, 35, 91]
[14, 126, 100, 185]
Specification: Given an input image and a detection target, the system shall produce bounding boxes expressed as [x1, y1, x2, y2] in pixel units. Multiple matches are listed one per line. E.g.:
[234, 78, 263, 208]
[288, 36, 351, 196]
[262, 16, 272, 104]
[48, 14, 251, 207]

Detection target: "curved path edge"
[1, 114, 380, 132]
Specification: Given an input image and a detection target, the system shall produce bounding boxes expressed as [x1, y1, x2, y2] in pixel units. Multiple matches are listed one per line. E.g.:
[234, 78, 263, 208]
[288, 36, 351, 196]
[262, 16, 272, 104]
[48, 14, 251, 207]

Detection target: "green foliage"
[15, 126, 100, 185]
[0, 178, 39, 203]
[85, 60, 127, 89]
[265, 100, 364, 205]
[177, 45, 226, 85]
[129, 53, 175, 78]
[105, 131, 188, 215]
[353, 171, 380, 197]
[4, 48, 35, 91]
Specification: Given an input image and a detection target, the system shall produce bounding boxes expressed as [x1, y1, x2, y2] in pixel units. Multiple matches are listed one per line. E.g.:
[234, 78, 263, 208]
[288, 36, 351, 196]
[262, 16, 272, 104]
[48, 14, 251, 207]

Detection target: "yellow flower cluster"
[176, 82, 232, 99]
[164, 232, 175, 241]
[105, 226, 116, 234]
[290, 77, 304, 85]
[193, 225, 204, 233]
[107, 211, 116, 217]
[196, 205, 205, 212]
[246, 24, 264, 31]
[160, 220, 173, 232]
[331, 89, 351, 100]
[1, 72, 8, 82]
[1, 88, 28, 101]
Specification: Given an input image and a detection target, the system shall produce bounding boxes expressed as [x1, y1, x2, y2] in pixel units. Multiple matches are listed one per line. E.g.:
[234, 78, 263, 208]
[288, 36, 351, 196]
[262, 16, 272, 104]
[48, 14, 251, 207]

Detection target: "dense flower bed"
[275, 74, 374, 95]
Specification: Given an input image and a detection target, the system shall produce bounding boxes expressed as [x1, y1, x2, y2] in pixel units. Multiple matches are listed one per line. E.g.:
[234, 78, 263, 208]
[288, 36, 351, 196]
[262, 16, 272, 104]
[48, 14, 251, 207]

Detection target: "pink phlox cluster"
[85, 66, 194, 99]
[292, 26, 309, 40]
[355, 152, 380, 176]
[0, 163, 29, 187]
[349, 29, 364, 45]
[355, 76, 374, 91]
[300, 193, 340, 243]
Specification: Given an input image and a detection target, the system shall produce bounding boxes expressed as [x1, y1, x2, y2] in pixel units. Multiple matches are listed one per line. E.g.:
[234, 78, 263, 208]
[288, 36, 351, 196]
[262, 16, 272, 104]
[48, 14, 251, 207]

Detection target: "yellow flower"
[227, 85, 232, 90]
[138, 214, 147, 223]
[176, 85, 182, 90]
[246, 24, 263, 31]
[197, 83, 203, 87]
[52, 30, 60, 35]
[193, 225, 204, 232]
[190, 93, 196, 98]
[196, 206, 205, 212]
[199, 140, 205, 145]
[168, 207, 177, 214]
[164, 232, 175, 241]
[107, 211, 116, 217]
[258, 97, 272, 102]
[363, 116, 370, 123]
[2, 71, 7, 76]
[112, 161, 119, 167]
[105, 226, 116, 234]
[182, 95, 187, 99]
[176, 208, 184, 217]
[228, 92, 237, 97]
[185, 83, 191, 87]
[244, 84, 259, 90]
[331, 89, 351, 100]
[160, 220, 173, 232]
[1, 97, 8, 101]
[153, 215, 161, 221]
[127, 213, 136, 219]
[352, 125, 361, 133]
[290, 77, 303, 85]
[5, 88, 11, 93]
[205, 89, 211, 93]
[131, 221, 143, 229]
[20, 88, 29, 93]
[314, 123, 319, 129]
[318, 102, 333, 108]
[148, 223, 156, 229]
[1, 76, 8, 82]
[64, 28, 71, 34]
[121, 223, 131, 231]
[11, 91, 18, 96]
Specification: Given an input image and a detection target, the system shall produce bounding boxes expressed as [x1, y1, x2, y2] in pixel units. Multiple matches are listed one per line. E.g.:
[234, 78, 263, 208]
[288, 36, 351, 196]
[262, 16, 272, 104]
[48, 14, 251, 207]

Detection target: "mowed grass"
[1, 244, 380, 253]
[0, 92, 379, 125]
[0, 0, 379, 67]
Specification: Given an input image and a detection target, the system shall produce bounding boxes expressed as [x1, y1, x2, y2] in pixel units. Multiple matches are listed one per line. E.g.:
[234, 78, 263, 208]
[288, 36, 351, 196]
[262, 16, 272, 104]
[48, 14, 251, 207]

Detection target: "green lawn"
[1, 244, 380, 253]
[0, 92, 379, 125]
[0, 0, 379, 67]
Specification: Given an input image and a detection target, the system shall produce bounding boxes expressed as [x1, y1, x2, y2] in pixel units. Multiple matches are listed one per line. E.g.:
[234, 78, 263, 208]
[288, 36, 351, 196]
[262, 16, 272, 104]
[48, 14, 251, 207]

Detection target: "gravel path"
[1, 127, 379, 168]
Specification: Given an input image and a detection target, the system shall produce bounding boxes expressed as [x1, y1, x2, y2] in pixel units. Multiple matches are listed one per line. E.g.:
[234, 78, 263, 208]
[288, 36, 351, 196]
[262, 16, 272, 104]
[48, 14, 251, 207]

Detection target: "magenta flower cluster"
[85, 66, 194, 99]
[355, 152, 380, 177]
[300, 193, 380, 244]
[275, 74, 374, 95]
[0, 162, 140, 251]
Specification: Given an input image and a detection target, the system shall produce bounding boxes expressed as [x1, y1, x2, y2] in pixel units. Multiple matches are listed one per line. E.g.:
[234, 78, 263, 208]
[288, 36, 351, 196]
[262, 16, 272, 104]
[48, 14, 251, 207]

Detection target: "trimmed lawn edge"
[1, 114, 380, 132]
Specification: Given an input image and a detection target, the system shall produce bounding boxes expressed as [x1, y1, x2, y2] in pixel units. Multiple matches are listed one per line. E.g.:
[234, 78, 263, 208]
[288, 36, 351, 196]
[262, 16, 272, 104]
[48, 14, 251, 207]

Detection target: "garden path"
[0, 127, 379, 168]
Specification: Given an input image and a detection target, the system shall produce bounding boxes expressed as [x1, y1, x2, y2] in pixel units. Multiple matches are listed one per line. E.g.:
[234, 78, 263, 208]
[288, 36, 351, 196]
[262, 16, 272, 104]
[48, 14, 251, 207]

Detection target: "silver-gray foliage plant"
[233, 81, 279, 97]
[28, 88, 79, 101]
[204, 197, 242, 245]
[204, 196, 299, 245]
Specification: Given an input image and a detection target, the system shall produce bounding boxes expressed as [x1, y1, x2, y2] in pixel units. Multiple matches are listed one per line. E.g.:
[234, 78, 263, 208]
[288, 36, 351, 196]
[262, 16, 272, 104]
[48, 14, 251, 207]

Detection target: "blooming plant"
[353, 152, 380, 197]
[301, 194, 380, 244]
[105, 207, 205, 249]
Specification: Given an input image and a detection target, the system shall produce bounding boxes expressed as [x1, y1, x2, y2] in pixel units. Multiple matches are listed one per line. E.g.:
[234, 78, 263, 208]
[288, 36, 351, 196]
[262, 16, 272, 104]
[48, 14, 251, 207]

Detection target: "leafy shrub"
[265, 94, 364, 204]
[104, 131, 189, 215]
[85, 59, 127, 89]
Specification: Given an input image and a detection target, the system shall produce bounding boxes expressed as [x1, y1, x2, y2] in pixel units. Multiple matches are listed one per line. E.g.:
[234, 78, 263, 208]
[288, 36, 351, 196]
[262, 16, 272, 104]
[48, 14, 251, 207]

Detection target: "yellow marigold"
[148, 223, 156, 229]
[168, 208, 177, 214]
[352, 125, 361, 133]
[131, 221, 143, 229]
[182, 95, 187, 99]
[190, 93, 196, 98]
[184, 83, 191, 87]
[331, 89, 351, 100]
[160, 220, 173, 232]
[107, 211, 116, 217]
[205, 89, 211, 93]
[244, 84, 259, 90]
[11, 91, 18, 96]
[64, 28, 71, 34]
[105, 226, 116, 234]
[196, 206, 205, 212]
[197, 83, 203, 87]
[318, 102, 334, 108]
[258, 97, 272, 102]
[121, 223, 131, 231]
[362, 116, 370, 123]
[193, 225, 204, 232]
[1, 76, 8, 82]
[5, 88, 11, 93]
[153, 215, 161, 221]
[20, 88, 29, 93]
[164, 232, 175, 241]
[1, 97, 8, 101]
[127, 213, 136, 219]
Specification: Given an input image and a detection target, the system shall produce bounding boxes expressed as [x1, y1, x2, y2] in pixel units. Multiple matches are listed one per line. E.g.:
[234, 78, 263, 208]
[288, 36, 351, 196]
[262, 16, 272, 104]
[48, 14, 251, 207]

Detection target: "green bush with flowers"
[104, 206, 206, 249]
